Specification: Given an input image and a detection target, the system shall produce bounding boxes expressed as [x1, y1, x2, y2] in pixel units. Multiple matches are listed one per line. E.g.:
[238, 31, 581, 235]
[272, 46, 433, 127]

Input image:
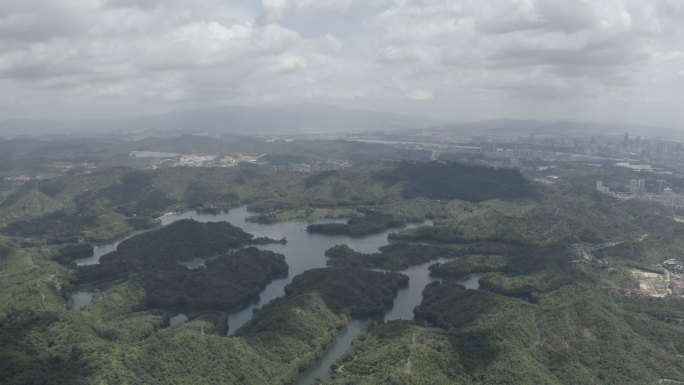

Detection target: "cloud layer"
[0, 0, 683, 124]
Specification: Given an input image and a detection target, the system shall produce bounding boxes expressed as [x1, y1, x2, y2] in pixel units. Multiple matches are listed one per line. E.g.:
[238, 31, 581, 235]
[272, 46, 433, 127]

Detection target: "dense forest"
[307, 212, 407, 237]
[3, 160, 684, 384]
[75, 219, 277, 282]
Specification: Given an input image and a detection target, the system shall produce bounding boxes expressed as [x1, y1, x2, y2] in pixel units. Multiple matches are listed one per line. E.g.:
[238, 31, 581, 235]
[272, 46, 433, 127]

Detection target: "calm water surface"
[72, 291, 93, 310]
[74, 206, 471, 383]
[295, 319, 368, 385]
[89, 206, 432, 334]
[75, 230, 147, 266]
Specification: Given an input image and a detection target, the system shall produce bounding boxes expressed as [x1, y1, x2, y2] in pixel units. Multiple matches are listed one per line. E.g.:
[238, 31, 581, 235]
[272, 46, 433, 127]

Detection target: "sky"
[1, 0, 683, 126]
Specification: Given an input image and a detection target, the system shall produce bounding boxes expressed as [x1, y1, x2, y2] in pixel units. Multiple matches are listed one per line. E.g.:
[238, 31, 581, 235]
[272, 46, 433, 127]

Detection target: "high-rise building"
[656, 179, 666, 195]
[665, 188, 680, 209]
[629, 179, 646, 195]
[596, 181, 609, 194]
[638, 179, 646, 195]
[480, 142, 497, 153]
[623, 132, 630, 149]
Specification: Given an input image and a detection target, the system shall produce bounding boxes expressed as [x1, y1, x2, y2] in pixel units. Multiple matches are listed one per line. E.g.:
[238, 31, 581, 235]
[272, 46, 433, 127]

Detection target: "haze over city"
[1, 0, 684, 128]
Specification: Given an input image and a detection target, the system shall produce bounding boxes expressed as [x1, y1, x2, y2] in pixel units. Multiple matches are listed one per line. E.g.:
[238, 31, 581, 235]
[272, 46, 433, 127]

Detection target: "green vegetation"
[388, 224, 472, 243]
[0, 239, 407, 384]
[373, 161, 536, 201]
[334, 282, 684, 385]
[429, 254, 508, 278]
[54, 243, 94, 266]
[325, 321, 467, 385]
[76, 219, 273, 283]
[307, 212, 407, 236]
[5, 156, 684, 384]
[389, 185, 671, 252]
[478, 271, 574, 298]
[0, 160, 537, 243]
[0, 245, 341, 385]
[0, 239, 13, 259]
[246, 207, 361, 224]
[318, 172, 684, 384]
[284, 268, 408, 316]
[69, 219, 289, 316]
[135, 292, 346, 385]
[326, 243, 465, 270]
[135, 247, 287, 313]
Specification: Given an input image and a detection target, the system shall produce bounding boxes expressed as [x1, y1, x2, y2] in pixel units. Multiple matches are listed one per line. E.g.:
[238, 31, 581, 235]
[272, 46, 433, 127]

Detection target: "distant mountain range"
[0, 105, 681, 140]
[0, 104, 435, 137]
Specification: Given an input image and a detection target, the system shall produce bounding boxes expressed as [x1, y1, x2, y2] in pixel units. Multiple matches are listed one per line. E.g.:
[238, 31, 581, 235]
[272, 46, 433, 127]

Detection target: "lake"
[74, 205, 473, 383]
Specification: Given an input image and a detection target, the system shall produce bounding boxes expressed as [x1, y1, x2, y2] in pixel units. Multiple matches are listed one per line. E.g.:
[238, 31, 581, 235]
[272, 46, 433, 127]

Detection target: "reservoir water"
[159, 206, 432, 334]
[295, 319, 368, 385]
[72, 291, 94, 310]
[75, 230, 147, 266]
[74, 206, 476, 383]
[294, 272, 482, 385]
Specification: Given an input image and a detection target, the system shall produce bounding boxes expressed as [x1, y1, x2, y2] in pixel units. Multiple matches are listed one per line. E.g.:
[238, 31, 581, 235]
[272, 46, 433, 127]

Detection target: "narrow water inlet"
[293, 270, 482, 384]
[71, 205, 455, 383]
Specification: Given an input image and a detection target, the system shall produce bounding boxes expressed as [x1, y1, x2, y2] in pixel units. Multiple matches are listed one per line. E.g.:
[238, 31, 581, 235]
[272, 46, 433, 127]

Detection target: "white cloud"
[261, 0, 386, 21]
[0, 0, 683, 125]
[373, 0, 680, 96]
[406, 89, 433, 101]
[268, 54, 307, 73]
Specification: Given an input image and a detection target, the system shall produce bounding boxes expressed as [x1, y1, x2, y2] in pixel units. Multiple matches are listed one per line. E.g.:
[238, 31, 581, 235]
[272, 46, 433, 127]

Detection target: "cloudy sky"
[1, 0, 683, 126]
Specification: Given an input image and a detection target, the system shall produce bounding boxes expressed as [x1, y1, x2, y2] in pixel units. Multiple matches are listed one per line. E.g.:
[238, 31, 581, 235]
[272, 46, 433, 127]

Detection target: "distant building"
[656, 179, 666, 194]
[624, 132, 629, 148]
[480, 142, 497, 153]
[664, 188, 682, 209]
[663, 259, 683, 274]
[596, 180, 610, 194]
[630, 179, 646, 195]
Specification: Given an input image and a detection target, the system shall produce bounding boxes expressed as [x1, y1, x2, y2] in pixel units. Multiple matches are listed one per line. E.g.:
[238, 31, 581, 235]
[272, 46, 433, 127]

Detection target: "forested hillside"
[2, 160, 684, 384]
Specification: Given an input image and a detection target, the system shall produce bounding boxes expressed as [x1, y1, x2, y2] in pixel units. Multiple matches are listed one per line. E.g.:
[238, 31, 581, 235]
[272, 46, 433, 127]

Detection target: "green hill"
[76, 220, 259, 283]
[374, 161, 536, 201]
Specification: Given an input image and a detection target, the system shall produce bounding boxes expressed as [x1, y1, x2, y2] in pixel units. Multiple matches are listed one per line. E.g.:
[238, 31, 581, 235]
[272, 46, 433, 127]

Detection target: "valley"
[2, 158, 684, 384]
